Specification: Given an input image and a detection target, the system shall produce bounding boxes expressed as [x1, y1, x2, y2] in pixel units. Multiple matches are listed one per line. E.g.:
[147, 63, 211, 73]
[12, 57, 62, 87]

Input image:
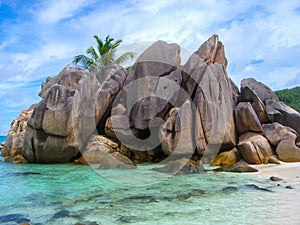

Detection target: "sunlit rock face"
[2, 34, 300, 166]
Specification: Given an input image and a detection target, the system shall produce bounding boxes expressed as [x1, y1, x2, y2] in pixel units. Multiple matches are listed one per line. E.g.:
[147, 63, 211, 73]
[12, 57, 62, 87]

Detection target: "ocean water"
[0, 136, 6, 143]
[0, 156, 299, 225]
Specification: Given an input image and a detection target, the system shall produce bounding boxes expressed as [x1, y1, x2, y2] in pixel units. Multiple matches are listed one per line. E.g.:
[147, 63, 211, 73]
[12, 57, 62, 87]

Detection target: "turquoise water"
[0, 136, 6, 143]
[0, 158, 299, 225]
[0, 135, 299, 224]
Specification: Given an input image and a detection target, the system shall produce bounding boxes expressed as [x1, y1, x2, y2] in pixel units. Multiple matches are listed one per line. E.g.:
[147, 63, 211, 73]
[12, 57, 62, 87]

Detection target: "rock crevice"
[2, 34, 300, 167]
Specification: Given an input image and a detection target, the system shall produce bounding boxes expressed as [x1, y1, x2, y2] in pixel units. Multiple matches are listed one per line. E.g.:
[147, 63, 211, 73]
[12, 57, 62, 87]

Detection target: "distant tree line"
[275, 86, 300, 112]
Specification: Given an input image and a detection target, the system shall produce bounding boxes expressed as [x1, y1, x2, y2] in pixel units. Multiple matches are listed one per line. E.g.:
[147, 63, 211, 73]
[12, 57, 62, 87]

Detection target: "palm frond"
[73, 35, 135, 74]
[73, 55, 94, 69]
[101, 49, 116, 66]
[86, 46, 99, 61]
[115, 52, 135, 65]
[111, 39, 122, 50]
[94, 35, 104, 54]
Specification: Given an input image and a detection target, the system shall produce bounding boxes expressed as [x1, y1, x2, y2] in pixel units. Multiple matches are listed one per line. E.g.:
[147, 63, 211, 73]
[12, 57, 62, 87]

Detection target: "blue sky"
[0, 0, 300, 135]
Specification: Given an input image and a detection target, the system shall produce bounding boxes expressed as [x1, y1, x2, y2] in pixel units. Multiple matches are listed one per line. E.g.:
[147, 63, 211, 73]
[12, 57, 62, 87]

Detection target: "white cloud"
[129, 0, 178, 13]
[1, 0, 300, 134]
[35, 0, 96, 24]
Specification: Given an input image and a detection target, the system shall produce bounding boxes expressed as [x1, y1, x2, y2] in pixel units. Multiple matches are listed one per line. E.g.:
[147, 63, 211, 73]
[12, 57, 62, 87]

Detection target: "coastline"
[248, 161, 300, 181]
[246, 162, 300, 225]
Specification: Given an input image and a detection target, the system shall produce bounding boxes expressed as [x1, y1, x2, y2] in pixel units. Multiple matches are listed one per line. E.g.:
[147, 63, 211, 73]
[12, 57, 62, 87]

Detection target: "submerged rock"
[0, 214, 30, 224]
[222, 186, 238, 192]
[99, 152, 136, 169]
[153, 158, 205, 174]
[10, 172, 41, 176]
[243, 184, 273, 192]
[52, 209, 70, 219]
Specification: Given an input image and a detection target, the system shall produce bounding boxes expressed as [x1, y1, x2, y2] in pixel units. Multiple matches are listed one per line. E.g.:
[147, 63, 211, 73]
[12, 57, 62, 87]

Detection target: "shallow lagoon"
[0, 157, 299, 225]
[0, 136, 299, 224]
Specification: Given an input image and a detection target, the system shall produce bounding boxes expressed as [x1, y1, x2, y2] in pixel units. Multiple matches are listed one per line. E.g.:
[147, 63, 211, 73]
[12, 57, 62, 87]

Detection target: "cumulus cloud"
[35, 0, 96, 24]
[0, 0, 300, 134]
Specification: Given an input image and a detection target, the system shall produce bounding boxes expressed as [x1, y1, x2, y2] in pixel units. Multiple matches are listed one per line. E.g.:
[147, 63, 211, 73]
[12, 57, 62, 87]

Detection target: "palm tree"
[73, 35, 135, 73]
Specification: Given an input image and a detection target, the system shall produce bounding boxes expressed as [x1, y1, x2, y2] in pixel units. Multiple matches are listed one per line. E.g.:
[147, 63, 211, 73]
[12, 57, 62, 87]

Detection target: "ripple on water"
[0, 163, 298, 224]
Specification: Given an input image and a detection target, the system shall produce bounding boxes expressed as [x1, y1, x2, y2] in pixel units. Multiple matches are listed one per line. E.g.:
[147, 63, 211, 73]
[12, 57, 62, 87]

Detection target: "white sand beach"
[246, 162, 300, 225]
[249, 162, 300, 180]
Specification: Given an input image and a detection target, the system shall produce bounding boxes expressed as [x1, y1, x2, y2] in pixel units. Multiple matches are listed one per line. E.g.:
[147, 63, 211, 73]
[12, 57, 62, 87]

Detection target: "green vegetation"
[275, 86, 300, 112]
[73, 35, 135, 73]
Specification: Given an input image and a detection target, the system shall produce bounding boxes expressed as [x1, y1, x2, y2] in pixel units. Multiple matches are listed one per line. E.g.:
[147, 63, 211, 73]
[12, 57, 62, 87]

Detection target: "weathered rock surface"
[276, 137, 300, 162]
[160, 100, 194, 156]
[241, 78, 279, 102]
[79, 135, 137, 168]
[216, 160, 258, 173]
[3, 34, 300, 166]
[94, 64, 128, 126]
[234, 102, 263, 135]
[0, 141, 5, 150]
[238, 85, 270, 123]
[1, 105, 35, 162]
[210, 148, 241, 166]
[125, 40, 180, 84]
[153, 158, 205, 174]
[183, 35, 236, 149]
[99, 152, 136, 169]
[82, 135, 119, 163]
[238, 132, 279, 164]
[262, 122, 300, 162]
[265, 99, 300, 134]
[262, 122, 299, 146]
[241, 78, 300, 134]
[124, 41, 181, 130]
[23, 69, 84, 163]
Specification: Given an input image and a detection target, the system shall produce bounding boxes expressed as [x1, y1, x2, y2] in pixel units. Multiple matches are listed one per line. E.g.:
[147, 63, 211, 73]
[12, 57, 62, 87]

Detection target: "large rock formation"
[263, 123, 300, 162]
[1, 105, 35, 163]
[234, 102, 263, 135]
[22, 67, 86, 163]
[241, 78, 300, 133]
[182, 35, 237, 153]
[2, 34, 300, 170]
[238, 132, 279, 164]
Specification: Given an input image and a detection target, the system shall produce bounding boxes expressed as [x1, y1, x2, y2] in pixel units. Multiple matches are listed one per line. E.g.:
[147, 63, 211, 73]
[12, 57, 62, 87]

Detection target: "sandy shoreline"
[245, 162, 300, 224]
[249, 161, 300, 179]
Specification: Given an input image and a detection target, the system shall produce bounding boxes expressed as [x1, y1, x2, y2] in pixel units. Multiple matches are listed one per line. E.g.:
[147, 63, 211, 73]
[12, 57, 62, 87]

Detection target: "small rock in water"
[52, 209, 70, 219]
[119, 195, 157, 203]
[18, 222, 30, 225]
[10, 172, 41, 176]
[0, 214, 30, 223]
[270, 176, 283, 181]
[75, 222, 99, 225]
[285, 185, 293, 189]
[223, 186, 238, 192]
[244, 184, 273, 192]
